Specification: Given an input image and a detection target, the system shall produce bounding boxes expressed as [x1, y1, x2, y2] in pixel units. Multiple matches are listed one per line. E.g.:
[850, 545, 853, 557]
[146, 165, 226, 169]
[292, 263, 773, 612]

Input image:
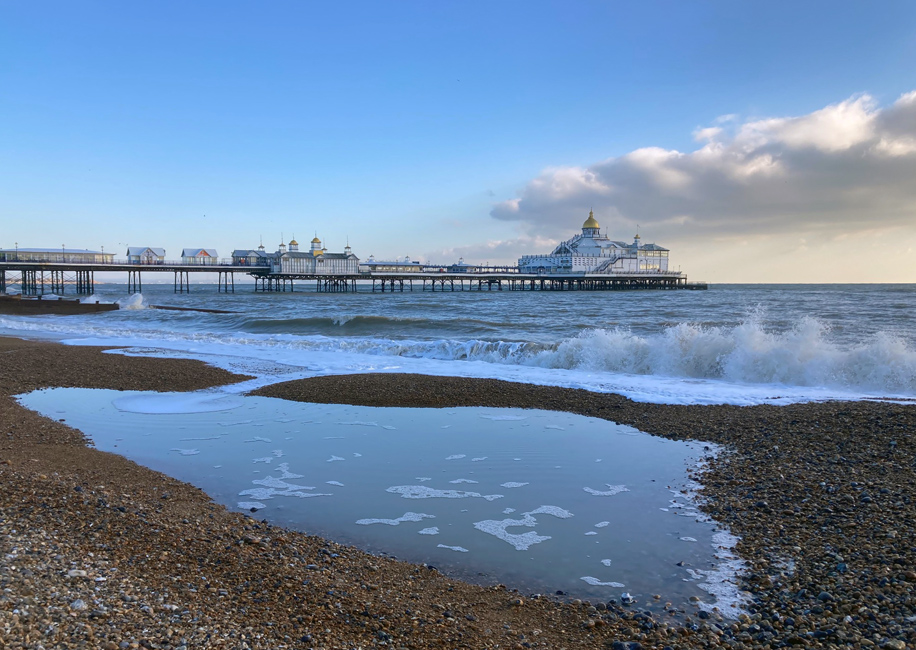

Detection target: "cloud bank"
[491, 91, 916, 243]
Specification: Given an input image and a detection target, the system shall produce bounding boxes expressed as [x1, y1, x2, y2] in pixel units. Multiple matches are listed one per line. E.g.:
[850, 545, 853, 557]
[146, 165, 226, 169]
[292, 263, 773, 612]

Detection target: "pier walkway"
[0, 259, 705, 295]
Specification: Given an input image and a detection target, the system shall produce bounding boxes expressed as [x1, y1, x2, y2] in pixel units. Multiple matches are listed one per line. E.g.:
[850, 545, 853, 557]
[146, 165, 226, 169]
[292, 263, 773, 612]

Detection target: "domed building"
[517, 211, 671, 274]
[232, 236, 359, 274]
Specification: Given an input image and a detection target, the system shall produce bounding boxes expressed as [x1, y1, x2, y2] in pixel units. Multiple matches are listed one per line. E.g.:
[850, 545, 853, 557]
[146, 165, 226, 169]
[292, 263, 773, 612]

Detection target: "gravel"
[2, 338, 915, 649]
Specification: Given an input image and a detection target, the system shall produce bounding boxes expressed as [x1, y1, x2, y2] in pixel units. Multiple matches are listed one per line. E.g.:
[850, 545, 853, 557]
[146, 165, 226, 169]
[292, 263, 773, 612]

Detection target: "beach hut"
[181, 248, 219, 265]
[126, 247, 166, 264]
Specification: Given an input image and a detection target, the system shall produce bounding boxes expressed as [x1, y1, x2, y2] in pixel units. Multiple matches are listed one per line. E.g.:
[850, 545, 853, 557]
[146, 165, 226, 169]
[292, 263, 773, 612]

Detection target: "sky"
[1, 1, 915, 282]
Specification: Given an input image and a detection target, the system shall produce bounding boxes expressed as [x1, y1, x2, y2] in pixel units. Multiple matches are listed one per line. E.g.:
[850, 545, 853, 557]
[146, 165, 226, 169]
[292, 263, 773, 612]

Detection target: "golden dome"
[289, 239, 298, 246]
[582, 210, 599, 230]
[311, 237, 321, 244]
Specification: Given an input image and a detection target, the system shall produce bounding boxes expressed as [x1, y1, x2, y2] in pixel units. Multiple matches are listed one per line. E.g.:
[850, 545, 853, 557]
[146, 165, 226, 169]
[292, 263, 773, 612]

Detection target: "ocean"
[2, 283, 915, 405]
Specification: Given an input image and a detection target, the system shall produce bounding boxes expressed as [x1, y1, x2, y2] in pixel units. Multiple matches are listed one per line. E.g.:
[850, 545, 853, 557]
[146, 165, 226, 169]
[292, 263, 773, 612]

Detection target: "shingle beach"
[2, 336, 915, 649]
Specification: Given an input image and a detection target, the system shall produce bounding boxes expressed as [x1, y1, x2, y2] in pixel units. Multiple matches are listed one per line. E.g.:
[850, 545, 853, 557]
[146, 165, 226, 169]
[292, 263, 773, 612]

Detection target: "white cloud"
[492, 90, 916, 248]
[693, 126, 722, 142]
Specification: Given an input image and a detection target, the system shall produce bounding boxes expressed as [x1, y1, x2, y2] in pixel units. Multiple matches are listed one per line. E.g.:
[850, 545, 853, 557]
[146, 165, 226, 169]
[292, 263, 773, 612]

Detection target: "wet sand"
[2, 336, 915, 649]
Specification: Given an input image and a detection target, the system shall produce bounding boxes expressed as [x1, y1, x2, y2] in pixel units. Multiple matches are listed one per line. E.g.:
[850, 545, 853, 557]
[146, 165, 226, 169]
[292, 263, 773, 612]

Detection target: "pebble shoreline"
[2, 337, 914, 649]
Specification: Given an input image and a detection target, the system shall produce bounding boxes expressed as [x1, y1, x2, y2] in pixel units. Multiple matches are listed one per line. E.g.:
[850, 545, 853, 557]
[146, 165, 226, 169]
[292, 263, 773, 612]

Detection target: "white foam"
[480, 414, 527, 421]
[601, 559, 612, 566]
[387, 485, 503, 501]
[418, 527, 439, 535]
[437, 544, 469, 552]
[113, 393, 243, 414]
[449, 479, 478, 484]
[356, 512, 435, 526]
[415, 477, 432, 482]
[500, 482, 529, 488]
[526, 505, 574, 519]
[353, 452, 362, 457]
[473, 517, 551, 551]
[252, 457, 273, 463]
[337, 420, 378, 427]
[502, 508, 516, 514]
[326, 481, 344, 487]
[584, 485, 629, 496]
[473, 504, 573, 551]
[252, 476, 315, 491]
[244, 436, 272, 443]
[237, 501, 266, 510]
[680, 536, 698, 542]
[445, 454, 466, 460]
[326, 455, 345, 462]
[545, 425, 565, 430]
[471, 457, 488, 462]
[595, 521, 610, 528]
[580, 576, 625, 587]
[585, 531, 597, 536]
[169, 448, 200, 456]
[116, 293, 146, 310]
[275, 463, 303, 479]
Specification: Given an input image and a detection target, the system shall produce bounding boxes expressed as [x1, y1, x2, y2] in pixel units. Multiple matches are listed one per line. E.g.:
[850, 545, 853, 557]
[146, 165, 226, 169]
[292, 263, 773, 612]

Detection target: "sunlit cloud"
[491, 91, 916, 246]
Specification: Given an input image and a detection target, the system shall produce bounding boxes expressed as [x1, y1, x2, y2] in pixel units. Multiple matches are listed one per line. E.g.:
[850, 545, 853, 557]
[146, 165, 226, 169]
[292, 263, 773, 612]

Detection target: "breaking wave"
[1, 311, 914, 397]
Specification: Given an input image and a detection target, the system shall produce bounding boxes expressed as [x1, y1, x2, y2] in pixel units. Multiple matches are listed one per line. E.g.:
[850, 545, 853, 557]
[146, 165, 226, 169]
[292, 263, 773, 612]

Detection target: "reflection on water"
[20, 387, 747, 613]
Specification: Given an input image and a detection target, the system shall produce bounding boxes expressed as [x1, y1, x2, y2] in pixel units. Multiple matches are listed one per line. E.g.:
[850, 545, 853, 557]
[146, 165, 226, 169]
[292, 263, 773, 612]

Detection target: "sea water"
[2, 283, 915, 404]
[19, 387, 746, 612]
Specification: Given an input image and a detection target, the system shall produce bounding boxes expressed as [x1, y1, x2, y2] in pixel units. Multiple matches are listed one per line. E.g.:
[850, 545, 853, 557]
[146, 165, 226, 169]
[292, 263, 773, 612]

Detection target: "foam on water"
[584, 485, 629, 496]
[500, 482, 529, 488]
[387, 485, 504, 501]
[356, 512, 435, 526]
[418, 527, 439, 535]
[116, 293, 147, 310]
[581, 576, 625, 587]
[437, 544, 469, 552]
[170, 448, 200, 456]
[473, 506, 573, 551]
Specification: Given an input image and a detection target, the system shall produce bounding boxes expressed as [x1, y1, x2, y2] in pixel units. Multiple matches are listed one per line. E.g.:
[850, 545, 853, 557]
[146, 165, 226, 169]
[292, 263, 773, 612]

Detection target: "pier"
[0, 257, 704, 296]
[0, 259, 256, 296]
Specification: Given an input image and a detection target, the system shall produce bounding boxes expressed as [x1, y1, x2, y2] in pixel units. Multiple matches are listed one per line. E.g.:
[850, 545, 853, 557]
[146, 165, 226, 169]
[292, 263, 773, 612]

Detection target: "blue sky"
[2, 1, 915, 281]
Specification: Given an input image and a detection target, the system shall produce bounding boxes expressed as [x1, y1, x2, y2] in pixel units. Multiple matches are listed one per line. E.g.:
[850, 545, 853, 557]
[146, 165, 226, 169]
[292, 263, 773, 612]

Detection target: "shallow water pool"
[20, 387, 746, 613]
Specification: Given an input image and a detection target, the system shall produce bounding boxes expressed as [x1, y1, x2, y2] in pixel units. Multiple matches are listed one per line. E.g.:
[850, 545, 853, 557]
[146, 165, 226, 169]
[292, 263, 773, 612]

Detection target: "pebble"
[5, 339, 916, 650]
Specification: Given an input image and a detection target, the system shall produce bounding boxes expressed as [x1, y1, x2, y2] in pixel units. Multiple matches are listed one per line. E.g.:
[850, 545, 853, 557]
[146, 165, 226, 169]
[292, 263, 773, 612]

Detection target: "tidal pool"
[20, 387, 746, 613]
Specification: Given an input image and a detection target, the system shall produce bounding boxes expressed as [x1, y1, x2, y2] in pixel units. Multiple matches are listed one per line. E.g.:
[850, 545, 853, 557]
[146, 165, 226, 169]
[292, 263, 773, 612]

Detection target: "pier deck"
[0, 260, 705, 295]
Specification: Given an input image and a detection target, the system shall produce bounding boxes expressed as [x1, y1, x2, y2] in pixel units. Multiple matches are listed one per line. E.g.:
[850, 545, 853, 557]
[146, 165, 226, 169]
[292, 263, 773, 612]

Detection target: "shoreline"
[2, 336, 915, 649]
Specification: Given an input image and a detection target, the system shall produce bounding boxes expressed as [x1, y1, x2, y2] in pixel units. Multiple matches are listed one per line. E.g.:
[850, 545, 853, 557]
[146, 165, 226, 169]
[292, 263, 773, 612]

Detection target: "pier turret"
[311, 236, 323, 256]
[582, 210, 600, 237]
[289, 237, 299, 252]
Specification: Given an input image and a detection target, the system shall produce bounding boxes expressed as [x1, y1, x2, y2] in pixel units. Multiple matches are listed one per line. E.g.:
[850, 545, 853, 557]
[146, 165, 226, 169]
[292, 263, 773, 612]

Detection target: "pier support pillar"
[75, 270, 94, 295]
[174, 270, 190, 293]
[128, 270, 142, 294]
[218, 271, 235, 293]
